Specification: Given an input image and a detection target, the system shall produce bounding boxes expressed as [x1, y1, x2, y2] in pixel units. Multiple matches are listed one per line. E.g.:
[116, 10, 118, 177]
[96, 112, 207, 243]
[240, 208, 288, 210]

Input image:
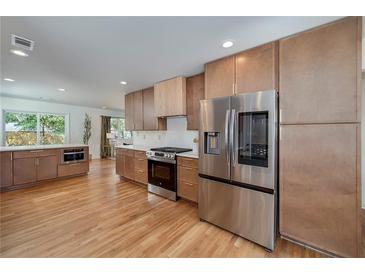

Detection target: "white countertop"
[115, 144, 199, 159]
[114, 144, 151, 151]
[0, 144, 88, 152]
[177, 151, 199, 159]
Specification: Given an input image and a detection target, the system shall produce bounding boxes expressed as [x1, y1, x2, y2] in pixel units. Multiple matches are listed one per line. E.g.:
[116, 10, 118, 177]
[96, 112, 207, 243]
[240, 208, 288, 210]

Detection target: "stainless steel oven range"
[146, 147, 192, 201]
[199, 90, 278, 251]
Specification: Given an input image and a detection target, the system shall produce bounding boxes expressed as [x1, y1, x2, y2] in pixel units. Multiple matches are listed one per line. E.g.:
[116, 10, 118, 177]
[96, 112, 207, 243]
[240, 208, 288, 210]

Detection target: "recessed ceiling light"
[58, 88, 66, 91]
[4, 78, 15, 82]
[10, 49, 29, 57]
[222, 40, 234, 48]
[120, 81, 127, 85]
[101, 106, 107, 109]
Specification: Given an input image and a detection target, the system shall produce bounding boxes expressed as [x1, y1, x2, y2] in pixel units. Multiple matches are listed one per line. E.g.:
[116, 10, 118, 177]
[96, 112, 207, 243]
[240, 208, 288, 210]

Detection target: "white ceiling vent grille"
[11, 34, 34, 51]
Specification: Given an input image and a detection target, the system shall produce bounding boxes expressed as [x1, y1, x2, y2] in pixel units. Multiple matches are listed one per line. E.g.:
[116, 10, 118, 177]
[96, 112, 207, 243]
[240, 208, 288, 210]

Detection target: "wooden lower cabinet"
[124, 154, 135, 180]
[279, 123, 360, 257]
[134, 158, 147, 185]
[58, 162, 89, 177]
[37, 155, 58, 181]
[0, 152, 13, 188]
[116, 149, 126, 176]
[116, 149, 148, 185]
[177, 157, 198, 203]
[13, 157, 37, 185]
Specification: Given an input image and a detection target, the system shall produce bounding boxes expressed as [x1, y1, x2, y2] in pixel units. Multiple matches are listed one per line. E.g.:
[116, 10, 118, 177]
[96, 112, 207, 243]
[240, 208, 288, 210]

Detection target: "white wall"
[0, 96, 123, 159]
[133, 117, 199, 152]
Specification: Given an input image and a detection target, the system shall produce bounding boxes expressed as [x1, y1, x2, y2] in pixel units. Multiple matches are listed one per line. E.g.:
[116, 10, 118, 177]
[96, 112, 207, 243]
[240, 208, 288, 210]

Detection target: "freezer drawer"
[199, 177, 276, 250]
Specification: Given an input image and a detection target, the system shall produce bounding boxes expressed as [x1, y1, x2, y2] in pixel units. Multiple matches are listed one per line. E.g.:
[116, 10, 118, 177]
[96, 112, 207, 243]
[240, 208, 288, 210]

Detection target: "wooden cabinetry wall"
[278, 17, 362, 257]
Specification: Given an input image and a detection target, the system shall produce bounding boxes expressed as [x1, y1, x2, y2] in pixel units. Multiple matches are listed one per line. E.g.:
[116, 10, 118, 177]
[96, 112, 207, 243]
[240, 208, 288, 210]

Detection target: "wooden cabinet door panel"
[154, 77, 186, 117]
[236, 42, 278, 94]
[177, 180, 198, 202]
[135, 169, 147, 185]
[133, 90, 143, 130]
[124, 155, 135, 180]
[125, 93, 134, 130]
[279, 124, 359, 257]
[13, 158, 37, 185]
[37, 155, 58, 181]
[142, 87, 156, 130]
[142, 87, 166, 130]
[279, 17, 360, 124]
[116, 153, 125, 176]
[205, 56, 235, 99]
[1, 152, 13, 187]
[186, 73, 205, 130]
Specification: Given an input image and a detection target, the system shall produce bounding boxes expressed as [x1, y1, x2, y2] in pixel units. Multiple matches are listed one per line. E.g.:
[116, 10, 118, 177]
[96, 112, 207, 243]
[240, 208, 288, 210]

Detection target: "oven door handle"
[148, 158, 176, 164]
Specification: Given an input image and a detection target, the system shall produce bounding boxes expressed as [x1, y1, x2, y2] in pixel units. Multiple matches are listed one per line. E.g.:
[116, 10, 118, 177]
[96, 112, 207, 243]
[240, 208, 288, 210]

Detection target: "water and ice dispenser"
[204, 132, 221, 155]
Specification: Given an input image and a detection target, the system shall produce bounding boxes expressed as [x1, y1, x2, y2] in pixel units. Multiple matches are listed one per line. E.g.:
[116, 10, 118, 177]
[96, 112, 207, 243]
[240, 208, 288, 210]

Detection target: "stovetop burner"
[150, 147, 192, 154]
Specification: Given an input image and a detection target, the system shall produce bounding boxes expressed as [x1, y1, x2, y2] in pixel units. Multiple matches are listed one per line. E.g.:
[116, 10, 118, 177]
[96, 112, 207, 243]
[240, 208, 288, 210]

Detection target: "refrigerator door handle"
[225, 109, 230, 166]
[230, 109, 236, 167]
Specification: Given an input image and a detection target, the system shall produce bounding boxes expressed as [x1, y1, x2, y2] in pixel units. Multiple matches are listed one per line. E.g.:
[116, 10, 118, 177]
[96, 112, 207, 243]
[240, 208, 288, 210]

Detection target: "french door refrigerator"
[199, 90, 278, 251]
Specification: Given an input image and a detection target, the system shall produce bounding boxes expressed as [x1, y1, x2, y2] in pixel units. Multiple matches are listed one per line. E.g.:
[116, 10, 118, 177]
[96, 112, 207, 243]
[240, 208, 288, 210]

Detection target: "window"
[4, 111, 68, 146]
[110, 117, 131, 139]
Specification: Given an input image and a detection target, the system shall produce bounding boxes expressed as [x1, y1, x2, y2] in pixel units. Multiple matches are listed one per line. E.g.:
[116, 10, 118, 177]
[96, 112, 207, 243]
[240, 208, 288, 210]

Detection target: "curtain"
[100, 115, 111, 158]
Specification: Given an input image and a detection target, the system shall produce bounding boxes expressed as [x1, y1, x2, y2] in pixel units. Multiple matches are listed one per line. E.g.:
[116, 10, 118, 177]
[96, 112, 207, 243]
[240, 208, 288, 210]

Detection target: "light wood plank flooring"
[0, 159, 360, 257]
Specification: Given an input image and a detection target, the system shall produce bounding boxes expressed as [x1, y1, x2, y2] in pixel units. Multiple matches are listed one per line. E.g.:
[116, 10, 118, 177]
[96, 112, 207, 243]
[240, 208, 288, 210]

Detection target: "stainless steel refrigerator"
[199, 90, 278, 251]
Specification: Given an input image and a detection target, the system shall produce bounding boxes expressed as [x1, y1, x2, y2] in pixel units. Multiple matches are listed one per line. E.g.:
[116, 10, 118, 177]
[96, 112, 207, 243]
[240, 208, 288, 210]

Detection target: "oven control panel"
[146, 151, 176, 163]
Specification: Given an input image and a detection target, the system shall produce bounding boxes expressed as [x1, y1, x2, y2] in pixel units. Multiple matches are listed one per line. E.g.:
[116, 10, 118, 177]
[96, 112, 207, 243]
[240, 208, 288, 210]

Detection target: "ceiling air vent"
[11, 34, 34, 51]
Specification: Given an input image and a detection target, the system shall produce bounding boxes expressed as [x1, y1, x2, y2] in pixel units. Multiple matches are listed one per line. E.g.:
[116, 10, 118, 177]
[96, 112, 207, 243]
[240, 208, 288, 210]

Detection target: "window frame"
[110, 116, 131, 140]
[2, 109, 70, 146]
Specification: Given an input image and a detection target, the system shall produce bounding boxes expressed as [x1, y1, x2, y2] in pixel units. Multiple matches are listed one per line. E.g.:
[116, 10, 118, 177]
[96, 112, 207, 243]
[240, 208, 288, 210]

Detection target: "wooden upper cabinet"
[0, 152, 13, 188]
[235, 42, 278, 94]
[186, 73, 205, 130]
[142, 87, 166, 130]
[125, 93, 134, 131]
[279, 17, 361, 124]
[154, 76, 186, 117]
[279, 123, 359, 257]
[205, 56, 235, 99]
[133, 90, 143, 130]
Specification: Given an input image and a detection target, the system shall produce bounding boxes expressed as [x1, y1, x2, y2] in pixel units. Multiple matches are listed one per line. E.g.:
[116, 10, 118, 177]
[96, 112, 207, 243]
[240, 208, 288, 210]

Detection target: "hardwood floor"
[0, 159, 358, 258]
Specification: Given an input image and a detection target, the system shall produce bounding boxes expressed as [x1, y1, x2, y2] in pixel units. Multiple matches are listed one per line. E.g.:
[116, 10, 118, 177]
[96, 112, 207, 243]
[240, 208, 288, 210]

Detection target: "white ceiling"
[0, 16, 345, 110]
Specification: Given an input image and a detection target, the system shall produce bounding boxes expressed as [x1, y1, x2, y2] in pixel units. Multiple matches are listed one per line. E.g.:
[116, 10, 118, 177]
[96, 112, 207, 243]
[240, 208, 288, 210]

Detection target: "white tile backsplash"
[133, 117, 199, 150]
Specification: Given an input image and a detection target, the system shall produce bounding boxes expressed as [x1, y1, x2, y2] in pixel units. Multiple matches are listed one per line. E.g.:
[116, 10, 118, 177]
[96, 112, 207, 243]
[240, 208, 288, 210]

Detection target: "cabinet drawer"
[177, 157, 198, 168]
[58, 162, 89, 177]
[134, 158, 147, 171]
[135, 169, 148, 185]
[124, 149, 135, 157]
[116, 148, 126, 156]
[134, 150, 146, 160]
[178, 180, 198, 202]
[178, 165, 198, 184]
[14, 149, 58, 159]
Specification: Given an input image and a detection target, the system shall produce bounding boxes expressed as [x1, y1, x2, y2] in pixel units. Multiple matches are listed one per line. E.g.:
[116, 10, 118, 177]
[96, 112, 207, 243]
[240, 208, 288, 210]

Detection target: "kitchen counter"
[0, 144, 88, 152]
[115, 144, 199, 159]
[114, 144, 151, 151]
[177, 151, 199, 159]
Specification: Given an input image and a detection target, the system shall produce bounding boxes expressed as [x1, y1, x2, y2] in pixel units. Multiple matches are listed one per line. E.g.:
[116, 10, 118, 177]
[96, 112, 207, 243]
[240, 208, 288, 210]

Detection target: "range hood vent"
[11, 34, 34, 51]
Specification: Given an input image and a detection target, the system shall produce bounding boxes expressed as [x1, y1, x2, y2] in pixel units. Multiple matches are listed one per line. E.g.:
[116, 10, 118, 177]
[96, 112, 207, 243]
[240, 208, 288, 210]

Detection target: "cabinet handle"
[30, 150, 43, 153]
[185, 182, 194, 186]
